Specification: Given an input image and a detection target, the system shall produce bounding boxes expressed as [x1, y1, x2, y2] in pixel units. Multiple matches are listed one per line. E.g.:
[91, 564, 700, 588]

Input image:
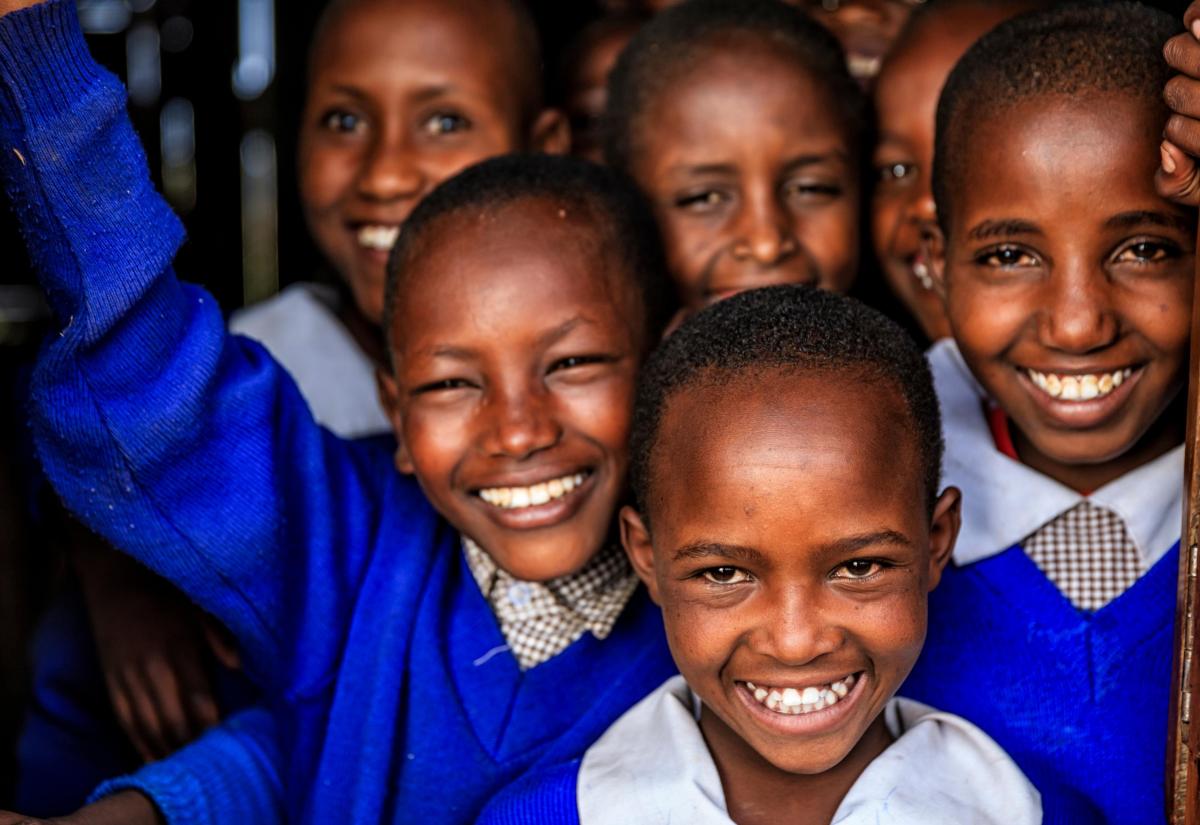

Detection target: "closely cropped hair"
[603, 0, 867, 173]
[383, 154, 675, 354]
[630, 286, 943, 519]
[933, 1, 1180, 229]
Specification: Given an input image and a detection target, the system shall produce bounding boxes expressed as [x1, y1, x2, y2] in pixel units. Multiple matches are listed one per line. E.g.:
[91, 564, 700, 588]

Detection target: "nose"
[357, 129, 424, 202]
[480, 384, 563, 460]
[1040, 263, 1119, 354]
[731, 189, 799, 270]
[753, 586, 841, 666]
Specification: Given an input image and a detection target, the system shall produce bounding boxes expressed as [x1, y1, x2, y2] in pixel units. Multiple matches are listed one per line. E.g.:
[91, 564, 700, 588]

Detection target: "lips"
[470, 469, 596, 530]
[1017, 364, 1144, 428]
[734, 671, 867, 735]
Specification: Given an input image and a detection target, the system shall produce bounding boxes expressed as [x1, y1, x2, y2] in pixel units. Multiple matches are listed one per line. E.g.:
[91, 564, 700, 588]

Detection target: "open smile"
[470, 470, 595, 530]
[734, 671, 866, 735]
[1017, 364, 1144, 427]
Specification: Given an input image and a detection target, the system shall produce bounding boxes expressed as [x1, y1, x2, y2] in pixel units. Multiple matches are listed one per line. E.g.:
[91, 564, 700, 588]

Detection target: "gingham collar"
[929, 339, 1183, 568]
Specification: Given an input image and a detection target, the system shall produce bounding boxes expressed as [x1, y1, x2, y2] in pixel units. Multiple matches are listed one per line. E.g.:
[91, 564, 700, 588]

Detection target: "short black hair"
[603, 0, 867, 174]
[630, 285, 943, 520]
[383, 154, 675, 357]
[933, 1, 1181, 230]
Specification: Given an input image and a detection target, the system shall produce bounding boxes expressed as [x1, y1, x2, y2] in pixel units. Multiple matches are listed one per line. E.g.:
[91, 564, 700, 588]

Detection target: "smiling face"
[872, 4, 1026, 344]
[628, 40, 859, 311]
[622, 370, 958, 795]
[379, 197, 645, 581]
[298, 0, 562, 324]
[936, 94, 1195, 491]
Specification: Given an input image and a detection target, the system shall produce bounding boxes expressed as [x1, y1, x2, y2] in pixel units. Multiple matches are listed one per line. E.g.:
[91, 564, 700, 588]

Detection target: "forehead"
[649, 370, 924, 540]
[392, 199, 640, 354]
[948, 93, 1177, 239]
[310, 0, 525, 111]
[637, 41, 847, 166]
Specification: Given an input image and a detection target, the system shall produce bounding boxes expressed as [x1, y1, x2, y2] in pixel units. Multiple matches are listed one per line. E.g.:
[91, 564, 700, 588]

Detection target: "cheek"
[660, 590, 735, 677]
[402, 406, 473, 492]
[299, 143, 359, 215]
[655, 212, 718, 288]
[944, 280, 1028, 359]
[858, 591, 927, 675]
[870, 195, 903, 261]
[798, 203, 860, 285]
[558, 381, 635, 462]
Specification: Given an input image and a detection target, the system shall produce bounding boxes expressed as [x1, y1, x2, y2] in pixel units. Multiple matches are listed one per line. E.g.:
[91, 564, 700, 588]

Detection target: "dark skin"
[629, 38, 859, 311]
[930, 94, 1194, 493]
[872, 1, 1033, 344]
[563, 17, 642, 164]
[796, 0, 920, 85]
[622, 372, 960, 825]
[1160, 1, 1200, 205]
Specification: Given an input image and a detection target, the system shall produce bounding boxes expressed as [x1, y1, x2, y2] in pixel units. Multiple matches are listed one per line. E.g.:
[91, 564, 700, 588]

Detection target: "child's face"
[379, 198, 645, 581]
[565, 22, 640, 164]
[936, 94, 1195, 483]
[298, 0, 562, 324]
[799, 0, 918, 83]
[629, 44, 859, 311]
[623, 372, 959, 777]
[872, 6, 1022, 343]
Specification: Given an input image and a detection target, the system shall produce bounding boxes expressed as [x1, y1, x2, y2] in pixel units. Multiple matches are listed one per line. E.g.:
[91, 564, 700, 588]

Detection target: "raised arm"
[0, 0, 402, 692]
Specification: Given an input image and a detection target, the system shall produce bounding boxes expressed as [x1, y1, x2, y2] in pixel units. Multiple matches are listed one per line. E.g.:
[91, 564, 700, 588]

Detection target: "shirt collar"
[930, 339, 1183, 568]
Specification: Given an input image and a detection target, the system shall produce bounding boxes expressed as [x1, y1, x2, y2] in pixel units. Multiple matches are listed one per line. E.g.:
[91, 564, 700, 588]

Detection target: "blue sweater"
[0, 2, 675, 821]
[902, 543, 1178, 824]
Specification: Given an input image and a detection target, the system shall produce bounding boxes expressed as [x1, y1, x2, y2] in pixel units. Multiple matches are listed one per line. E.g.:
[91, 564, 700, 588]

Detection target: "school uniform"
[478, 675, 1041, 825]
[0, 3, 675, 823]
[902, 339, 1182, 824]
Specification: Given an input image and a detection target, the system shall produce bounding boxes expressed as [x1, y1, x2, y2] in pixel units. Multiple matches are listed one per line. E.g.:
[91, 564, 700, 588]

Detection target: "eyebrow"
[669, 154, 844, 178]
[819, 530, 914, 555]
[417, 316, 594, 362]
[966, 219, 1042, 241]
[671, 531, 913, 564]
[1104, 210, 1193, 233]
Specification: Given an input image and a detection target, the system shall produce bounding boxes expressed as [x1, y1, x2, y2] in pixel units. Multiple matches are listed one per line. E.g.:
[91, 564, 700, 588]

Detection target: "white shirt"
[577, 675, 1041, 825]
[929, 339, 1183, 571]
[230, 283, 392, 439]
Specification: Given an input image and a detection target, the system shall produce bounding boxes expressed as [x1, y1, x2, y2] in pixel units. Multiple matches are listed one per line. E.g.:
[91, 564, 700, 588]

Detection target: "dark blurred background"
[0, 0, 1189, 802]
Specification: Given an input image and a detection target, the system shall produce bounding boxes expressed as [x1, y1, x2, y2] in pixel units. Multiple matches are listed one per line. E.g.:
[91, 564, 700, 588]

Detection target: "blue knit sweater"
[0, 2, 675, 822]
[902, 543, 1178, 824]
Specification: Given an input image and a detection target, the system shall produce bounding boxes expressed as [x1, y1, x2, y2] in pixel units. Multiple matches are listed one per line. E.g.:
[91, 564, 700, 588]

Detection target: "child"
[603, 0, 865, 312]
[797, 0, 924, 84]
[870, 0, 1034, 347]
[479, 286, 1041, 825]
[901, 5, 1193, 822]
[0, 4, 678, 823]
[556, 13, 645, 165]
[14, 0, 571, 813]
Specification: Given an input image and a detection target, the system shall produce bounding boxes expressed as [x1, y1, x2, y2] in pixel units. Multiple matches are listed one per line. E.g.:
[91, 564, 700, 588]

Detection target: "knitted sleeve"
[89, 706, 285, 825]
[476, 759, 584, 825]
[0, 0, 393, 693]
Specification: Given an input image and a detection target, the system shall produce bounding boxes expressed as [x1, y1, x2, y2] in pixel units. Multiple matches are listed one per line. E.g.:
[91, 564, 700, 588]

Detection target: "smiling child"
[604, 0, 865, 311]
[901, 5, 1194, 822]
[0, 2, 683, 820]
[870, 0, 1035, 346]
[479, 286, 1039, 825]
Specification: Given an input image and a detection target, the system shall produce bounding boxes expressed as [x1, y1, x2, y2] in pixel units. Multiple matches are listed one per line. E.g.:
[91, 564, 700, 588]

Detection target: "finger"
[104, 671, 155, 763]
[1165, 29, 1200, 75]
[1157, 140, 1200, 206]
[124, 669, 172, 760]
[1165, 75, 1200, 121]
[1185, 1, 1200, 38]
[142, 655, 195, 749]
[172, 645, 220, 731]
[202, 621, 241, 671]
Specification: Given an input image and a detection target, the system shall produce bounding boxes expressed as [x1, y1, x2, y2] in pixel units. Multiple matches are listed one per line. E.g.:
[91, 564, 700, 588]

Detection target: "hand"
[1160, 3, 1200, 204]
[0, 1, 48, 17]
[72, 530, 223, 761]
[0, 792, 165, 825]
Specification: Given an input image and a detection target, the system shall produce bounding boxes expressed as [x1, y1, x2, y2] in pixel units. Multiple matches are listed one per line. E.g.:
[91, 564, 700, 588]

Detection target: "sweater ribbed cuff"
[0, 0, 108, 128]
[90, 761, 211, 825]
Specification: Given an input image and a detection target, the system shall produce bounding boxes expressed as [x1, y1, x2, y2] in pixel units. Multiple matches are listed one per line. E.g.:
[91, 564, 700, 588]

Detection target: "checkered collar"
[462, 537, 637, 640]
[929, 339, 1183, 569]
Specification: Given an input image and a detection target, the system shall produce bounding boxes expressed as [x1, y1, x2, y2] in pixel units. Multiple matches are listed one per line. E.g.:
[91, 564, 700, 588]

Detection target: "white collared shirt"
[929, 339, 1183, 571]
[576, 675, 1041, 825]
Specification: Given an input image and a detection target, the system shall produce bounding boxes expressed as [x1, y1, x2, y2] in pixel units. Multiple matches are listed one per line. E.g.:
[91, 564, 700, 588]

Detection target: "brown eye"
[702, 566, 751, 585]
[833, 559, 888, 580]
[322, 110, 364, 135]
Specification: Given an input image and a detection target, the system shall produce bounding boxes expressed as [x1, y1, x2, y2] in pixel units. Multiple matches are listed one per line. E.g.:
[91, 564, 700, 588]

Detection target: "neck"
[334, 288, 388, 371]
[702, 707, 893, 825]
[1011, 393, 1186, 494]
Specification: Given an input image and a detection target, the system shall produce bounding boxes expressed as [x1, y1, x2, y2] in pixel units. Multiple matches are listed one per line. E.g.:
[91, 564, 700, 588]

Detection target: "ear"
[619, 505, 662, 605]
[528, 107, 571, 156]
[921, 223, 949, 302]
[375, 367, 415, 475]
[925, 486, 962, 591]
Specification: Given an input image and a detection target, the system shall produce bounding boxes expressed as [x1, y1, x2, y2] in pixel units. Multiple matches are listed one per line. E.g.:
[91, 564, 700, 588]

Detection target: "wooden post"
[1169, 262, 1200, 822]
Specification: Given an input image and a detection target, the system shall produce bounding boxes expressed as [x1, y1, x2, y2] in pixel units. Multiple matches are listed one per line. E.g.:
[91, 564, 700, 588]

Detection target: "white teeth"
[357, 225, 400, 251]
[1026, 368, 1133, 402]
[744, 676, 856, 716]
[477, 472, 588, 510]
[847, 53, 882, 79]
